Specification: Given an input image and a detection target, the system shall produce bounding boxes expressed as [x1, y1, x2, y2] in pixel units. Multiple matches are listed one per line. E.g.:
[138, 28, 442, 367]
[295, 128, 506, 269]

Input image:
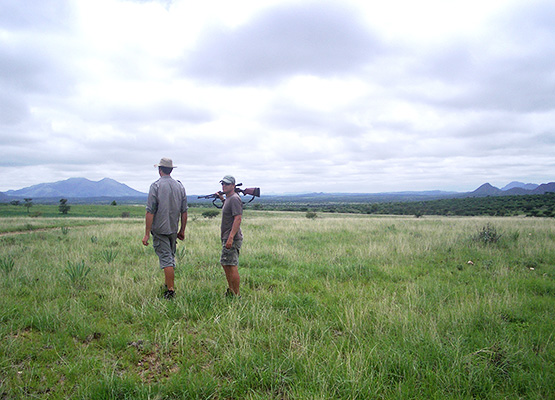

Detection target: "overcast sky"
[1, 0, 554, 195]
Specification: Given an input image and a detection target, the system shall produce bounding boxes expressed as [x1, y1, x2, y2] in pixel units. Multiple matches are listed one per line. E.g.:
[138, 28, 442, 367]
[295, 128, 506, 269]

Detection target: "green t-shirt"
[221, 192, 243, 241]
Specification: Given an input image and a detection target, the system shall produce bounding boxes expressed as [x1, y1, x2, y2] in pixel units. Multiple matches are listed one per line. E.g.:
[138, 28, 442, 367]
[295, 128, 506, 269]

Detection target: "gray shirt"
[221, 192, 243, 241]
[146, 175, 188, 235]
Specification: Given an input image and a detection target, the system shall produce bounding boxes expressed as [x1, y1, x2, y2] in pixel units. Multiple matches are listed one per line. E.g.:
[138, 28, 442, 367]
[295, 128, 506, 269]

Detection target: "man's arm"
[177, 211, 188, 241]
[142, 212, 154, 246]
[225, 214, 242, 249]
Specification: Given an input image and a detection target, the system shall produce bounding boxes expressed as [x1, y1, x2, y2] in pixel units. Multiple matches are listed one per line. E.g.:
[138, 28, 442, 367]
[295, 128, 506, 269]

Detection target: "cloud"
[399, 1, 555, 112]
[181, 1, 381, 85]
[0, 0, 72, 32]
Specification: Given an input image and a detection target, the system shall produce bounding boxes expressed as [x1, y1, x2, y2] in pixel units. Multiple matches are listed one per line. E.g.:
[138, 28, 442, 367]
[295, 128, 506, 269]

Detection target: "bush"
[59, 198, 70, 214]
[306, 212, 317, 219]
[202, 210, 220, 219]
[473, 223, 502, 244]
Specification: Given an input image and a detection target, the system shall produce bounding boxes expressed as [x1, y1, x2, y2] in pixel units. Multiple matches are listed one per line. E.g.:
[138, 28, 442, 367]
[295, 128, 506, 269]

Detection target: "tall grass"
[0, 212, 553, 398]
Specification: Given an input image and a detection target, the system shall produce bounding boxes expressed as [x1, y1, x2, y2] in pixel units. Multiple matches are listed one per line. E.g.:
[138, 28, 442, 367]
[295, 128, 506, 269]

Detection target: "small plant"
[61, 227, 69, 235]
[0, 256, 15, 274]
[65, 260, 91, 286]
[306, 211, 317, 219]
[121, 212, 130, 218]
[91, 235, 98, 243]
[100, 249, 118, 263]
[474, 223, 502, 244]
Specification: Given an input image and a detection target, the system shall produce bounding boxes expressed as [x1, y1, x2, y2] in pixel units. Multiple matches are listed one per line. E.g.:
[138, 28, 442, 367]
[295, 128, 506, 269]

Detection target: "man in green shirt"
[217, 175, 243, 297]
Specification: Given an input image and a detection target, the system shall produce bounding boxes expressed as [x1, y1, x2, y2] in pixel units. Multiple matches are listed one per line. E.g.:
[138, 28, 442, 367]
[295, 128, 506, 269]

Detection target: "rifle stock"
[238, 187, 260, 197]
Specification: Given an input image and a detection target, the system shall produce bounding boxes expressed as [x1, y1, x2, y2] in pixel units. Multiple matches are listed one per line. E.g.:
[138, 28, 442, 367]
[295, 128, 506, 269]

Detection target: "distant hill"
[533, 182, 555, 194]
[4, 178, 146, 198]
[502, 181, 539, 191]
[470, 183, 502, 196]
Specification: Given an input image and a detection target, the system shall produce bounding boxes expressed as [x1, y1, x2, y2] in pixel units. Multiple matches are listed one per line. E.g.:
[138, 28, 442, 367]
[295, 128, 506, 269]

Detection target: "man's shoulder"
[149, 179, 160, 191]
[229, 193, 243, 207]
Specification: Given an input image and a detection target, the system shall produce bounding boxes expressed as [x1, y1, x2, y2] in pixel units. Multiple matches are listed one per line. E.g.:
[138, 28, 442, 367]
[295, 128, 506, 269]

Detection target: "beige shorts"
[220, 239, 242, 266]
[153, 233, 177, 269]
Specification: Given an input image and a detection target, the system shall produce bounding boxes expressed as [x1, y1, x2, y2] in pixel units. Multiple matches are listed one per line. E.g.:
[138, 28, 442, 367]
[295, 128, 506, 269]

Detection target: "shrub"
[202, 210, 220, 219]
[59, 198, 71, 214]
[473, 223, 502, 244]
[306, 212, 317, 219]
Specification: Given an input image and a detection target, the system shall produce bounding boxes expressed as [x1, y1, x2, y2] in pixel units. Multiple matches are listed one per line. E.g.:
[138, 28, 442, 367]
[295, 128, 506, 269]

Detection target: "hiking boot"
[163, 289, 175, 300]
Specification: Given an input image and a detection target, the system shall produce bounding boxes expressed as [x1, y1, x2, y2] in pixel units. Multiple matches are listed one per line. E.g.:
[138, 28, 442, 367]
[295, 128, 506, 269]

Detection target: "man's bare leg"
[222, 265, 240, 295]
[163, 266, 175, 291]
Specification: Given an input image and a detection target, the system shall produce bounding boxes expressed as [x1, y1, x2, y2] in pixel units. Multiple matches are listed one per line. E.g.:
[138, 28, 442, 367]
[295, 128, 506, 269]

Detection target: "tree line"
[242, 193, 555, 217]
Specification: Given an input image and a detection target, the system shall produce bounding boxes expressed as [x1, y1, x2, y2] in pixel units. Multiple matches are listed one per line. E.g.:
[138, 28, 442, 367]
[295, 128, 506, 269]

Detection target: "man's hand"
[142, 234, 150, 246]
[177, 231, 185, 241]
[225, 237, 233, 249]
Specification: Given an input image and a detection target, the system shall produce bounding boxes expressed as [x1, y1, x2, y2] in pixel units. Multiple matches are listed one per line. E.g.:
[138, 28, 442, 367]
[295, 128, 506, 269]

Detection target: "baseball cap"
[220, 175, 235, 185]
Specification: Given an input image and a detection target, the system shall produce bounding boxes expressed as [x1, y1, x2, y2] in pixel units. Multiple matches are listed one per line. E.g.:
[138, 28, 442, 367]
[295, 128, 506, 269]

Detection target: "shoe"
[163, 289, 175, 300]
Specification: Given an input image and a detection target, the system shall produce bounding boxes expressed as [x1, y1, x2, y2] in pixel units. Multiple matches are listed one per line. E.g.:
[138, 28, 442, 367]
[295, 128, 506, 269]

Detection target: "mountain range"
[470, 182, 555, 196]
[0, 178, 553, 204]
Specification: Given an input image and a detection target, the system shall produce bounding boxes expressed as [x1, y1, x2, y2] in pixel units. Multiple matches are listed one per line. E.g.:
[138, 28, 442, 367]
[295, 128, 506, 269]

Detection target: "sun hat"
[220, 175, 235, 185]
[154, 158, 176, 168]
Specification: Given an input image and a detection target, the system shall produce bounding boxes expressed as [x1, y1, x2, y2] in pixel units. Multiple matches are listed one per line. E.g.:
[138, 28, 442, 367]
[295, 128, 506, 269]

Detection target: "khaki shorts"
[153, 233, 177, 269]
[220, 239, 242, 266]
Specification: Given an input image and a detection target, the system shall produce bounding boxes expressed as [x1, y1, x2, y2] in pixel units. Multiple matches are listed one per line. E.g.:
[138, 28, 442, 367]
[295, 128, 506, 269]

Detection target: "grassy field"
[0, 209, 554, 399]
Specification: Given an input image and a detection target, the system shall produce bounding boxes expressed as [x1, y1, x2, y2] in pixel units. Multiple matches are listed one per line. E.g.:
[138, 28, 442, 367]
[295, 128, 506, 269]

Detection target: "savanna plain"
[0, 206, 554, 399]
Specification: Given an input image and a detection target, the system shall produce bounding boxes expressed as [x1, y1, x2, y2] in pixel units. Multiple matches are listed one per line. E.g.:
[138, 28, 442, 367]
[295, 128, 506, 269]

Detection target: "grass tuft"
[64, 259, 91, 286]
[0, 255, 15, 274]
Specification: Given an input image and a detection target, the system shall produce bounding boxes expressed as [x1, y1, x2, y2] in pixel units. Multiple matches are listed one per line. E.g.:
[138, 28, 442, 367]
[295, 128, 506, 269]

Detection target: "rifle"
[197, 183, 261, 208]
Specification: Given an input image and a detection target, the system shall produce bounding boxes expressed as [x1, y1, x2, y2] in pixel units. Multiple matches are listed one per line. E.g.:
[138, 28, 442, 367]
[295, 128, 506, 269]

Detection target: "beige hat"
[154, 158, 176, 168]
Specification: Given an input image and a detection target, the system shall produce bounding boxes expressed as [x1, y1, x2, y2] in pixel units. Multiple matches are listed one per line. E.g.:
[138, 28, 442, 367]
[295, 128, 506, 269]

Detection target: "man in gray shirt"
[142, 158, 188, 299]
[217, 175, 243, 297]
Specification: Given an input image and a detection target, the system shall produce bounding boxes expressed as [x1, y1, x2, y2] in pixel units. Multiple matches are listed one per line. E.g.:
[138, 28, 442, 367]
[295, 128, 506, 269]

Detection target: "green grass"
[0, 211, 554, 398]
[0, 203, 147, 219]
